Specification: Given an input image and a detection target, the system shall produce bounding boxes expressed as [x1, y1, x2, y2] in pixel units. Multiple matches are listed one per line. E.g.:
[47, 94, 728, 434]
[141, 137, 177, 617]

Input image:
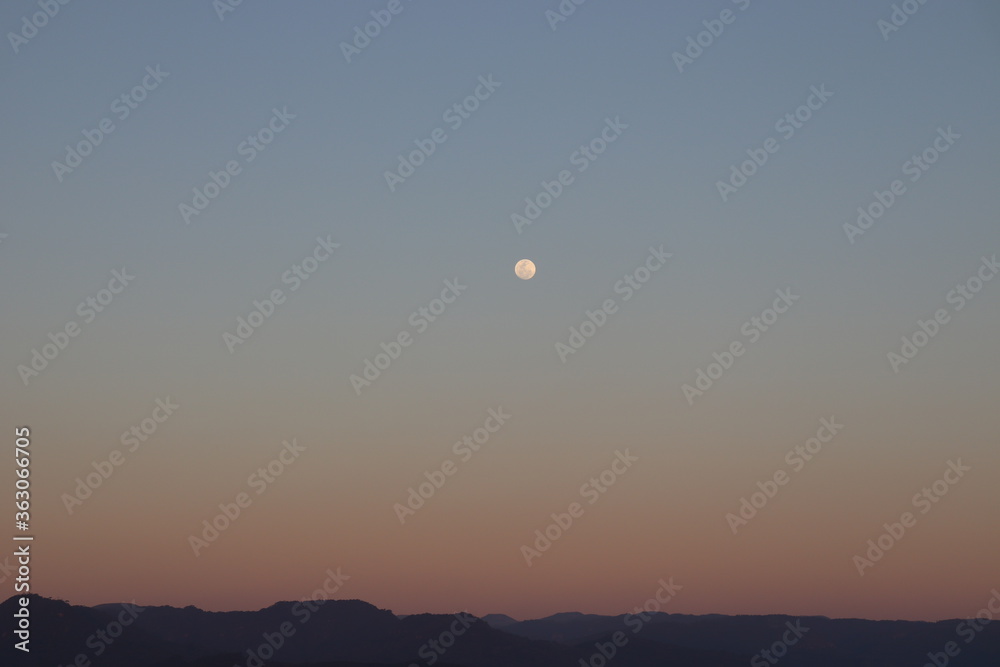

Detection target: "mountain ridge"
[4, 594, 999, 666]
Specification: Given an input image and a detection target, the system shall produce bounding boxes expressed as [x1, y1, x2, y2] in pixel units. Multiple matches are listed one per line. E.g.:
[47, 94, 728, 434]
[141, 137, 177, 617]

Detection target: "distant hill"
[480, 613, 518, 629]
[503, 610, 1000, 666]
[3, 594, 999, 666]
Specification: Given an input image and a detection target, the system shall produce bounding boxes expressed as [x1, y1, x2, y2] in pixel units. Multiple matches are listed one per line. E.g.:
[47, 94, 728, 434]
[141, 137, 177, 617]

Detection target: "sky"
[1, 0, 999, 622]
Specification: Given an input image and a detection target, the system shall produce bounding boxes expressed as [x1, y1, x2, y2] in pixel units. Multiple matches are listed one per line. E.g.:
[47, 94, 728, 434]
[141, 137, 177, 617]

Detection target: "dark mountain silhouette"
[0, 595, 186, 666]
[479, 613, 518, 630]
[505, 610, 1000, 666]
[3, 594, 999, 666]
[0, 595, 582, 667]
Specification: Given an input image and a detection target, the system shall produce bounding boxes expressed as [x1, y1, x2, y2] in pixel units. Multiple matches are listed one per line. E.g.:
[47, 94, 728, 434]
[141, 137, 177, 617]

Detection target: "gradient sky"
[2, 0, 999, 622]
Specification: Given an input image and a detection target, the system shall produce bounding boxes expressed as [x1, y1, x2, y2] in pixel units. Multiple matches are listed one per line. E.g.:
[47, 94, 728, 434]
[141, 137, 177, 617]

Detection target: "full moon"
[515, 259, 536, 280]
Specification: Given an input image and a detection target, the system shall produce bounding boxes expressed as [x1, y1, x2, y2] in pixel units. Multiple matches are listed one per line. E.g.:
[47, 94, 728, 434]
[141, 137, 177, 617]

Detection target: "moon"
[515, 259, 536, 280]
